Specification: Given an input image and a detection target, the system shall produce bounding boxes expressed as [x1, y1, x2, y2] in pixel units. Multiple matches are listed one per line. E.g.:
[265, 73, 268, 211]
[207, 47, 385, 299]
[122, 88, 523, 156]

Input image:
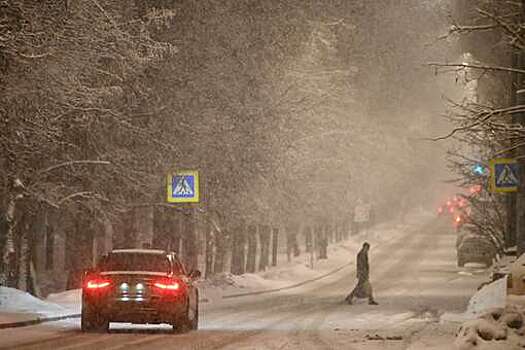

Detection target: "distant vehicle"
[438, 196, 466, 217]
[456, 230, 497, 267]
[81, 249, 200, 333]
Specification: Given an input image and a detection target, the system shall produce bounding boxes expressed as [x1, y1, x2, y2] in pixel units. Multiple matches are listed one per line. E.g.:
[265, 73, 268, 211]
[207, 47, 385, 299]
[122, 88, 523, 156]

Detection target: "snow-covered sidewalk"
[0, 287, 79, 328]
[198, 214, 415, 303]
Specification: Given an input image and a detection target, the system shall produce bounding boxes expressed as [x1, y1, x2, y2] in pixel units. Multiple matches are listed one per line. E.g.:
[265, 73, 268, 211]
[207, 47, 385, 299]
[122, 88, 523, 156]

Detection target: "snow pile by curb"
[455, 306, 525, 350]
[465, 277, 507, 318]
[449, 277, 525, 349]
[441, 277, 507, 323]
[46, 289, 81, 314]
[0, 287, 68, 317]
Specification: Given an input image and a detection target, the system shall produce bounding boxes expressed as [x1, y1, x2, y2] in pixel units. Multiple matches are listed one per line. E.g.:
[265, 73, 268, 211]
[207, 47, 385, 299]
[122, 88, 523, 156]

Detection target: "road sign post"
[489, 158, 519, 193]
[167, 170, 200, 203]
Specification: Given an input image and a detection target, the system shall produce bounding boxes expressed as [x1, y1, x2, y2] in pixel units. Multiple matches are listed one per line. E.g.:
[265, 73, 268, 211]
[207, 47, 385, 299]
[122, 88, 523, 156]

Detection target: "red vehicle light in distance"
[470, 185, 482, 194]
[449, 207, 454, 213]
[455, 215, 461, 223]
[85, 278, 111, 289]
[438, 207, 443, 214]
[154, 278, 182, 292]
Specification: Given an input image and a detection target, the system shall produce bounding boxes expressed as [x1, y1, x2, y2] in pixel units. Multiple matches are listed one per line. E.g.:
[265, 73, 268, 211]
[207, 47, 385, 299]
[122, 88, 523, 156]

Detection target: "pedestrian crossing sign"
[167, 170, 200, 203]
[490, 158, 519, 193]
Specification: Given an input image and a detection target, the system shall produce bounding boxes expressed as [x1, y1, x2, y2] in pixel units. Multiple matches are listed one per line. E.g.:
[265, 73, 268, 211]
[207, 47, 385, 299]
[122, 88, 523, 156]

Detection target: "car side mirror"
[189, 269, 201, 279]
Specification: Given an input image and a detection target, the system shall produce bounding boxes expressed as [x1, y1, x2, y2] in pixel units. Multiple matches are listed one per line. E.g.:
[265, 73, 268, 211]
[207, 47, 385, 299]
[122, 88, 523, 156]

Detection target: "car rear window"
[99, 253, 170, 273]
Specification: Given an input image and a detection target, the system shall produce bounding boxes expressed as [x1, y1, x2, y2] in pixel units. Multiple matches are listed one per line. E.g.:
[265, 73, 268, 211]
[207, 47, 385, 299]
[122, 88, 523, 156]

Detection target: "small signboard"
[489, 158, 519, 193]
[354, 203, 371, 223]
[167, 170, 200, 203]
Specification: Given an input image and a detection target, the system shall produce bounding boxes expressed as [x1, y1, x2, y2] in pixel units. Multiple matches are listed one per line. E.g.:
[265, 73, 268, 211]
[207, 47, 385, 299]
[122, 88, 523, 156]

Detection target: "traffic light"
[472, 163, 486, 176]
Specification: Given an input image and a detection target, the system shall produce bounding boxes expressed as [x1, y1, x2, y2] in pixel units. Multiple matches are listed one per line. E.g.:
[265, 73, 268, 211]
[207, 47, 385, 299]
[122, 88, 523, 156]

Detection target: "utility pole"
[516, 0, 525, 256]
[508, 45, 519, 250]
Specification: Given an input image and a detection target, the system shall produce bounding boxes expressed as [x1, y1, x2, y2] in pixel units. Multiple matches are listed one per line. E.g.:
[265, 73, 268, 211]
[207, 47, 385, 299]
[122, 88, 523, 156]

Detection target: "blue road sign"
[167, 170, 200, 203]
[490, 159, 518, 193]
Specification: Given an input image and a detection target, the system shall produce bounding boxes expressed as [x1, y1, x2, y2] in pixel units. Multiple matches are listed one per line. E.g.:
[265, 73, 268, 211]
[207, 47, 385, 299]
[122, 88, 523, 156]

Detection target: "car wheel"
[81, 307, 109, 333]
[191, 297, 199, 330]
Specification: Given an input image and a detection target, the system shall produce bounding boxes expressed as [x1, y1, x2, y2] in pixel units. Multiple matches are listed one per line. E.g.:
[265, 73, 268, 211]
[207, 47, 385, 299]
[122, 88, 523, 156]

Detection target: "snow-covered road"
[0, 215, 488, 350]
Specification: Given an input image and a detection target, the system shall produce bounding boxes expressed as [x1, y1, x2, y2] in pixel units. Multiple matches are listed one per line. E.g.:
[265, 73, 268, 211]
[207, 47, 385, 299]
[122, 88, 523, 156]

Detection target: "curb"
[222, 262, 352, 299]
[0, 313, 80, 329]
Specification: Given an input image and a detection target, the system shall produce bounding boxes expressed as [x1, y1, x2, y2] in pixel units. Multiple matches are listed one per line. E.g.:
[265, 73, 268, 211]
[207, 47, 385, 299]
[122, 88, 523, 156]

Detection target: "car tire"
[191, 297, 199, 330]
[81, 307, 109, 333]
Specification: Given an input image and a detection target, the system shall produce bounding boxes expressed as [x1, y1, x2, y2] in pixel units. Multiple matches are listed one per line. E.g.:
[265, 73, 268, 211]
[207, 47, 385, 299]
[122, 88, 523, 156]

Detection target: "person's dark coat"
[356, 247, 369, 282]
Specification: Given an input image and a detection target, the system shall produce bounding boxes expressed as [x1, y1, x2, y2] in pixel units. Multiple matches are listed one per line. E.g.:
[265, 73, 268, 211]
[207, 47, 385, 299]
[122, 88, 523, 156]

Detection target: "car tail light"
[153, 278, 184, 293]
[455, 216, 461, 223]
[85, 277, 111, 290]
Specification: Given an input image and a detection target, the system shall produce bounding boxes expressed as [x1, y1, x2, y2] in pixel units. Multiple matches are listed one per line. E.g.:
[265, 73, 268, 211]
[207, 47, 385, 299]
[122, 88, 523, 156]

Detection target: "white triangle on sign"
[497, 165, 518, 186]
[174, 177, 194, 196]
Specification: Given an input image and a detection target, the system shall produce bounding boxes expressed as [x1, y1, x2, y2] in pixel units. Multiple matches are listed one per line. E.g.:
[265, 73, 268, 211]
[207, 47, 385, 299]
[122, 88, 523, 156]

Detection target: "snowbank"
[455, 306, 525, 350]
[442, 277, 507, 323]
[46, 289, 81, 313]
[0, 287, 68, 317]
[449, 278, 525, 349]
[465, 278, 507, 318]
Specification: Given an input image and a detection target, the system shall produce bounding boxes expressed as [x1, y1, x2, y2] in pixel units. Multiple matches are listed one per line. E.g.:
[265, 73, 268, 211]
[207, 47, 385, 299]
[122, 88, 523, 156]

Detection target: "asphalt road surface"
[0, 216, 486, 350]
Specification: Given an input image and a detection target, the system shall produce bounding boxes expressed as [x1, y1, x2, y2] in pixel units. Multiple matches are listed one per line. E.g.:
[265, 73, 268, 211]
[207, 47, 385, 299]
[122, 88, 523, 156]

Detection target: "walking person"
[345, 242, 378, 305]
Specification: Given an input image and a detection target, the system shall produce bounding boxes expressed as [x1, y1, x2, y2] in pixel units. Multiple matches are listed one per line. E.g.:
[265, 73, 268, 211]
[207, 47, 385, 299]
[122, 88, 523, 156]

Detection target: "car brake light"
[153, 278, 183, 292]
[455, 216, 461, 223]
[85, 278, 111, 289]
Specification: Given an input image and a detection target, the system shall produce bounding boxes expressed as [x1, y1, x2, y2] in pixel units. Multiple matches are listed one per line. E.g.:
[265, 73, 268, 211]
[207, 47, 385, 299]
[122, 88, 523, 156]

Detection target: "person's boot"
[369, 300, 378, 305]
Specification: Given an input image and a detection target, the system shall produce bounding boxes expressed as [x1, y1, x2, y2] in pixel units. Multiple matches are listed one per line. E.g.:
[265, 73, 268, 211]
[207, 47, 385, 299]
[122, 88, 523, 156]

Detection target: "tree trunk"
[304, 226, 313, 253]
[271, 227, 278, 266]
[517, 1, 525, 256]
[213, 234, 226, 274]
[318, 225, 328, 259]
[246, 224, 257, 273]
[182, 211, 198, 271]
[258, 225, 271, 271]
[1, 185, 20, 287]
[17, 226, 28, 291]
[231, 222, 246, 275]
[205, 227, 214, 278]
[343, 220, 350, 240]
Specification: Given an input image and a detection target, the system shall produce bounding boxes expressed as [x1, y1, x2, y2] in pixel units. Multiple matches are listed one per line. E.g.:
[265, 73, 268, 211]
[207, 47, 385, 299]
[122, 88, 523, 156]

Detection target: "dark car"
[456, 232, 497, 268]
[81, 249, 200, 333]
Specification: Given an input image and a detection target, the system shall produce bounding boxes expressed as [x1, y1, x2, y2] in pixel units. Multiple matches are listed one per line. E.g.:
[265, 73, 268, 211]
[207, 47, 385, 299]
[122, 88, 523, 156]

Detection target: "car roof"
[110, 249, 168, 255]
